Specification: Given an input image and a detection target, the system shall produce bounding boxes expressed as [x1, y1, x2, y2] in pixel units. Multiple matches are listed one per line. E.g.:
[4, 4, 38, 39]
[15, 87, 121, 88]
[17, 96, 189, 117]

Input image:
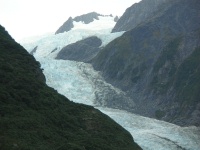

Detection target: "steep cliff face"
[92, 0, 200, 126]
[112, 0, 168, 33]
[0, 25, 142, 150]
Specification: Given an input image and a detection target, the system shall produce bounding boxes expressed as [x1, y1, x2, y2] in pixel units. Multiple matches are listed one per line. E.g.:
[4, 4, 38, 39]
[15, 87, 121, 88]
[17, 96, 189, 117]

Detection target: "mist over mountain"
[92, 0, 200, 126]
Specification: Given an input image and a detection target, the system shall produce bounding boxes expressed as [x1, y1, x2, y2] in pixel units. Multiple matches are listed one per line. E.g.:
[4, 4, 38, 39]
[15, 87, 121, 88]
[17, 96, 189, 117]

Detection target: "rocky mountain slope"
[0, 25, 142, 150]
[91, 0, 200, 126]
[112, 0, 168, 32]
[56, 36, 102, 62]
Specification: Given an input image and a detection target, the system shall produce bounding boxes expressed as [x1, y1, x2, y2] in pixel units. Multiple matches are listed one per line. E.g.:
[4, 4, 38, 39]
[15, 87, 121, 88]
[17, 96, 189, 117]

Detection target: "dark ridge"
[56, 36, 102, 62]
[30, 46, 38, 55]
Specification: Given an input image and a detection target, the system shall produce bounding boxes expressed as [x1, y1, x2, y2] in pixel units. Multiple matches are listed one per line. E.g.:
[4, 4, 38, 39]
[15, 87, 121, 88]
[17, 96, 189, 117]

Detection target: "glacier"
[98, 107, 200, 150]
[20, 15, 200, 150]
[21, 16, 124, 59]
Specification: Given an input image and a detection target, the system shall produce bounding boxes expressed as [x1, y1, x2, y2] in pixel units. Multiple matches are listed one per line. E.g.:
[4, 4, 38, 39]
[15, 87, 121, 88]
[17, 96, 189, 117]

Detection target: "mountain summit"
[55, 12, 114, 34]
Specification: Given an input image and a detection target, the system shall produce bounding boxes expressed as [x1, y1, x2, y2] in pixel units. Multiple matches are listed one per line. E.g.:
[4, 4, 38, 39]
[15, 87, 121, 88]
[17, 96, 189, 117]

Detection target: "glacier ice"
[21, 15, 124, 59]
[98, 107, 200, 150]
[37, 57, 200, 150]
[21, 15, 200, 150]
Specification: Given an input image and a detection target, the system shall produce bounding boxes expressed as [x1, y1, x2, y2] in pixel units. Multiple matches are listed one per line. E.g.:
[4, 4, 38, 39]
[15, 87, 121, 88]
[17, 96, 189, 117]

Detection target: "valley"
[21, 26, 200, 150]
[19, 0, 200, 149]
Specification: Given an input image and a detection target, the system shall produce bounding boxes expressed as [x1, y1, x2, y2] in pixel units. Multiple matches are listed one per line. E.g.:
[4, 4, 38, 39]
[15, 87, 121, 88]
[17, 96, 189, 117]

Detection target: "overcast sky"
[0, 0, 141, 41]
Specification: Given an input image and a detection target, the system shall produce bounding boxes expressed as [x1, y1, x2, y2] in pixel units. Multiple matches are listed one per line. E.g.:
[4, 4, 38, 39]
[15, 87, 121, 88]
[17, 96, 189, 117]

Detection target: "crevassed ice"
[39, 58, 96, 105]
[40, 57, 200, 150]
[21, 16, 124, 59]
[22, 29, 124, 59]
[98, 107, 200, 150]
[21, 15, 200, 150]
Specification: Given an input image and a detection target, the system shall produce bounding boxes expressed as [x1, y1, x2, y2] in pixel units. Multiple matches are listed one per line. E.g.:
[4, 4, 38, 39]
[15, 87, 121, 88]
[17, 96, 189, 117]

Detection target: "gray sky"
[0, 0, 141, 41]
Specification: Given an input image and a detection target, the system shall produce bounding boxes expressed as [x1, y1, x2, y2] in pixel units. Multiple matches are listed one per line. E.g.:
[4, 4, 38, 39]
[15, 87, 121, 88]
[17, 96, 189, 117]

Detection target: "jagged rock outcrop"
[112, 0, 168, 32]
[55, 12, 103, 34]
[55, 17, 74, 34]
[0, 25, 142, 150]
[92, 0, 200, 126]
[73, 12, 101, 24]
[56, 36, 102, 62]
[114, 16, 119, 22]
[30, 46, 38, 55]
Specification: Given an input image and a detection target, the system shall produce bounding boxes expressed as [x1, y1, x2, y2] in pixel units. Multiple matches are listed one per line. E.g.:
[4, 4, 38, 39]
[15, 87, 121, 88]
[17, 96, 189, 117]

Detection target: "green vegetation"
[155, 110, 166, 119]
[153, 38, 182, 73]
[174, 47, 200, 105]
[0, 25, 142, 150]
[151, 37, 182, 93]
[151, 35, 200, 111]
[130, 63, 147, 83]
[151, 35, 200, 106]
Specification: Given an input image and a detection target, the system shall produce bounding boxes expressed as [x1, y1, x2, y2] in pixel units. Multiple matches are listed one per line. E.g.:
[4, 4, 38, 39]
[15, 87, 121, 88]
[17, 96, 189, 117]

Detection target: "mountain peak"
[55, 17, 74, 34]
[55, 12, 115, 34]
[74, 12, 101, 24]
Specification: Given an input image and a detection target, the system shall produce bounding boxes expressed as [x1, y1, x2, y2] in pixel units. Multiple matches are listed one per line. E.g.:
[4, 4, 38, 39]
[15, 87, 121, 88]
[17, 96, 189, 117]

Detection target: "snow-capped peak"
[21, 13, 124, 59]
[55, 12, 117, 34]
[72, 16, 116, 31]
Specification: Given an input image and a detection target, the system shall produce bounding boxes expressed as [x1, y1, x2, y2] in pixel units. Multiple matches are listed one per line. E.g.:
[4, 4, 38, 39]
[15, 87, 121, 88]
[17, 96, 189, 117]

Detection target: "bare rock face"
[114, 16, 119, 22]
[55, 17, 74, 34]
[30, 46, 38, 55]
[92, 0, 200, 126]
